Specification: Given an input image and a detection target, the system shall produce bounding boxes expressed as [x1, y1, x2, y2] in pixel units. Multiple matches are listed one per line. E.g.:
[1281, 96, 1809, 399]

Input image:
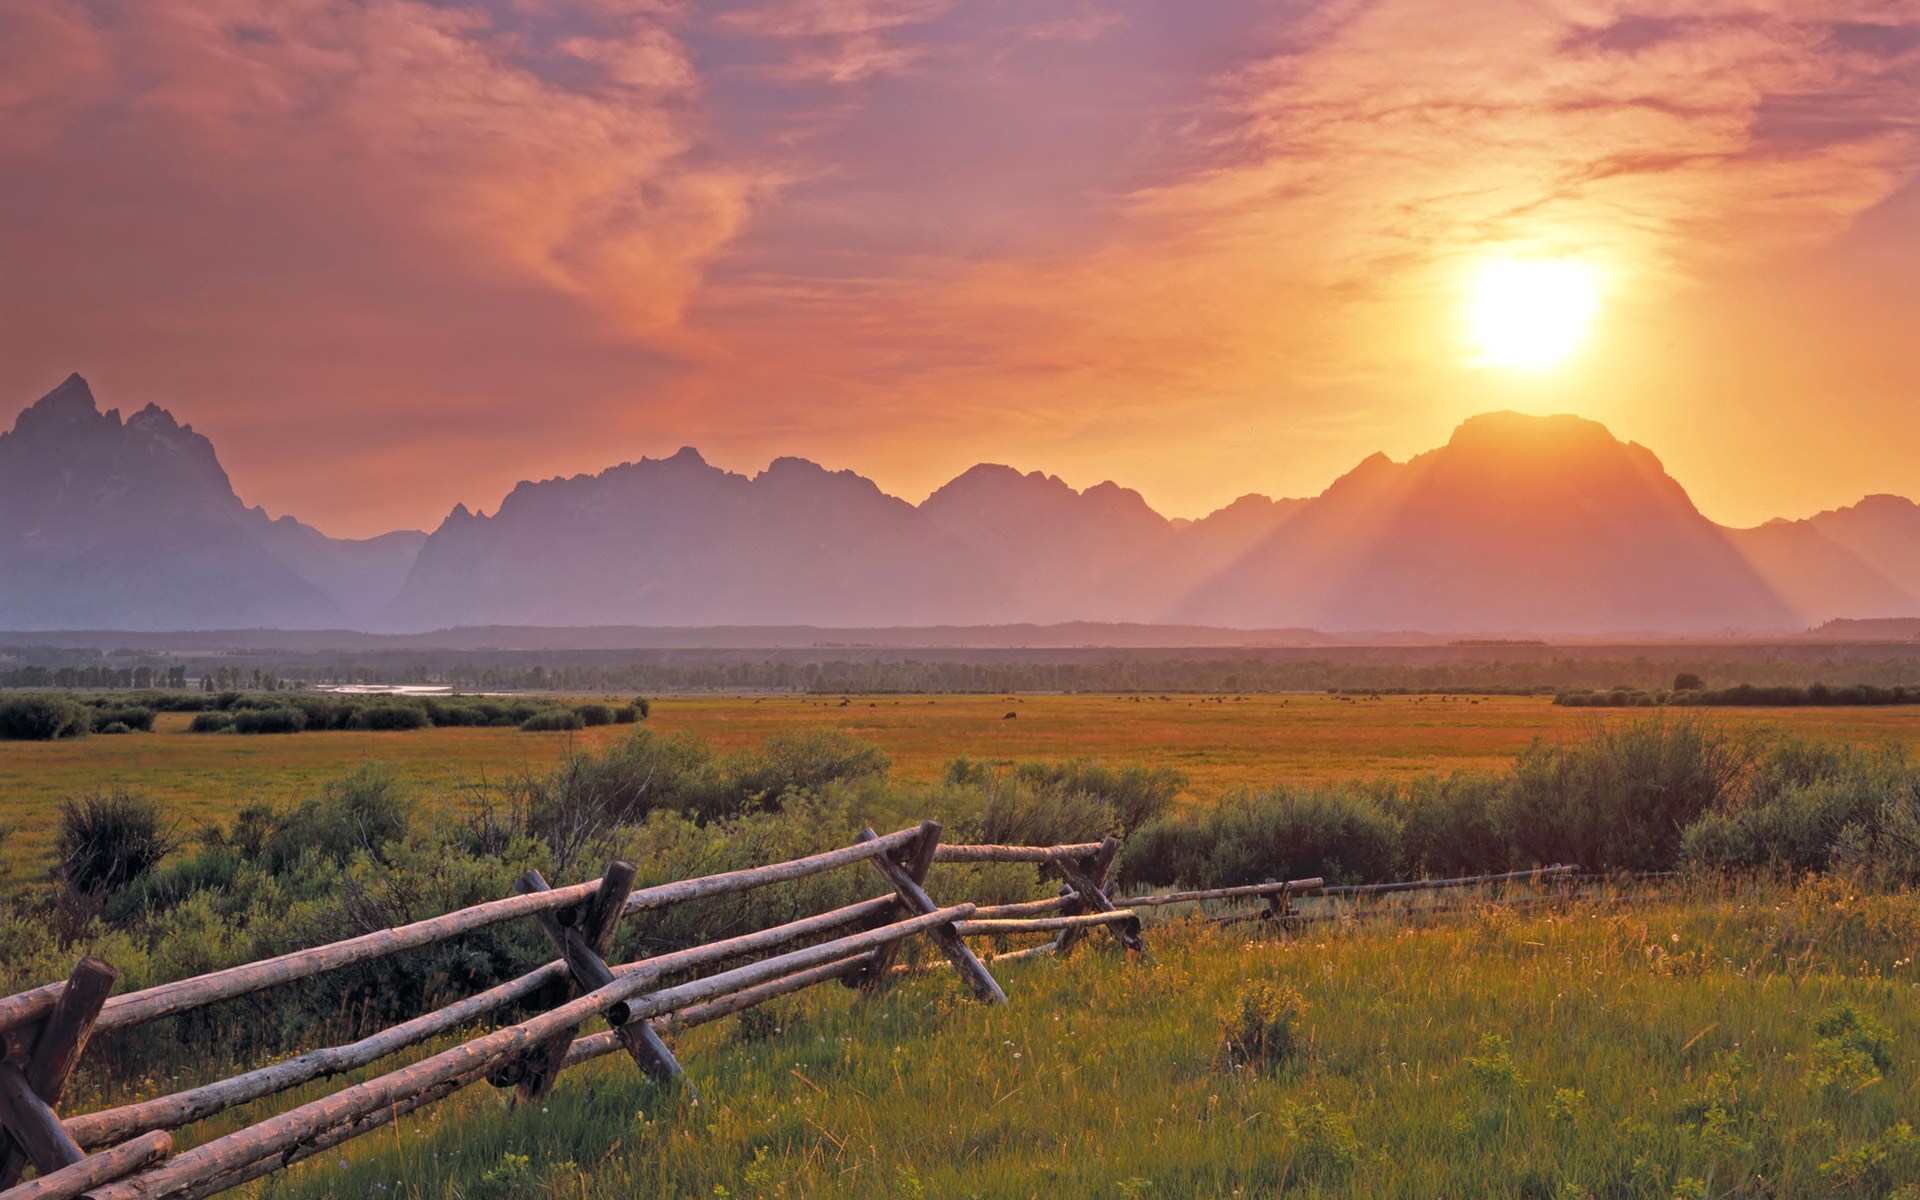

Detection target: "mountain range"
[4, 373, 1917, 636]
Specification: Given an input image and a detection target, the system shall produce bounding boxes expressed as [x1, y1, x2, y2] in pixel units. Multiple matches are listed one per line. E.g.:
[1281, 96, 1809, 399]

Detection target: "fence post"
[0, 957, 115, 1187]
[501, 868, 684, 1097]
[1261, 880, 1293, 927]
[1058, 837, 1142, 953]
[857, 826, 1007, 1004]
[852, 822, 942, 991]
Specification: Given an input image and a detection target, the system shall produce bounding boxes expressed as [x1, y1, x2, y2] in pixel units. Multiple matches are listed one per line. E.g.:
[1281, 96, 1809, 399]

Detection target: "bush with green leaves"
[1123, 781, 1402, 888]
[231, 707, 308, 735]
[89, 705, 155, 733]
[353, 704, 430, 731]
[1219, 981, 1307, 1071]
[0, 694, 92, 740]
[1499, 716, 1745, 872]
[57, 788, 177, 895]
[727, 729, 891, 810]
[187, 711, 235, 733]
[259, 766, 412, 872]
[575, 703, 613, 727]
[519, 709, 585, 733]
[1006, 758, 1184, 835]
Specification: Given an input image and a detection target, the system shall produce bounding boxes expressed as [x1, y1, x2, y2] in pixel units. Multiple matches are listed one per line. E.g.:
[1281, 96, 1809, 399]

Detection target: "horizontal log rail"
[90, 881, 602, 1037]
[964, 896, 1075, 920]
[1114, 877, 1325, 908]
[1308, 864, 1577, 898]
[954, 911, 1138, 937]
[1273, 892, 1626, 926]
[0, 1131, 169, 1200]
[621, 827, 922, 913]
[930, 842, 1103, 864]
[0, 989, 63, 1048]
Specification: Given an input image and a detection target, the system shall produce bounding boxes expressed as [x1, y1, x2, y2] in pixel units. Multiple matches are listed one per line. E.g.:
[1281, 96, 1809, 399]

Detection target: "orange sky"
[1, 0, 1916, 538]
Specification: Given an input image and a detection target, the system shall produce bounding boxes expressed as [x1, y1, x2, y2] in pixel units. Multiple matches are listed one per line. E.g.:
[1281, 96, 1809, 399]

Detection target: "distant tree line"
[8, 646, 1920, 696]
[0, 690, 650, 740]
[0, 665, 189, 690]
[1559, 682, 1920, 708]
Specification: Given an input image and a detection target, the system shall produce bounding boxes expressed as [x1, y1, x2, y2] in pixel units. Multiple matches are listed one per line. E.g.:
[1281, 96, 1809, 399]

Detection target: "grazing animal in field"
[1003, 711, 1018, 720]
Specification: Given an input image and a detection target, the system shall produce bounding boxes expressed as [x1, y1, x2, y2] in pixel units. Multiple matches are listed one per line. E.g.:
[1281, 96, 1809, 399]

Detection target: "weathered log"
[930, 842, 1103, 864]
[1266, 892, 1614, 926]
[962, 896, 1075, 920]
[91, 878, 603, 1035]
[1308, 865, 1577, 898]
[602, 895, 896, 1021]
[621, 826, 923, 913]
[86, 906, 972, 1200]
[62, 962, 568, 1151]
[1114, 876, 1326, 908]
[565, 955, 873, 1068]
[854, 822, 941, 990]
[0, 1065, 79, 1178]
[511, 867, 681, 1095]
[954, 910, 1139, 937]
[1, 959, 114, 1187]
[0, 986, 62, 1046]
[988, 944, 1057, 965]
[0, 1132, 168, 1200]
[140, 1062, 496, 1200]
[858, 828, 1007, 1005]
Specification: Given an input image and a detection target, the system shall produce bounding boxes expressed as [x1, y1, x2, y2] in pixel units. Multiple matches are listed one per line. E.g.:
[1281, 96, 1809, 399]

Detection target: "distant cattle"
[1003, 711, 1018, 720]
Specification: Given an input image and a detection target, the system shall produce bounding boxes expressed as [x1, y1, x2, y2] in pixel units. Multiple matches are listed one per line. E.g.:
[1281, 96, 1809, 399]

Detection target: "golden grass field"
[5, 692, 1920, 871]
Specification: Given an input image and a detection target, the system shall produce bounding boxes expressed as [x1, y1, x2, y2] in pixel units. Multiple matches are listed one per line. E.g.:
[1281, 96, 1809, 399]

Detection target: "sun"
[1466, 257, 1600, 369]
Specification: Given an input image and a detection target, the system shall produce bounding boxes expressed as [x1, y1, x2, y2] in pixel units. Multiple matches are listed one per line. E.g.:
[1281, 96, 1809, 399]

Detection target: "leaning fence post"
[1057, 837, 1142, 953]
[0, 957, 115, 1188]
[851, 823, 942, 991]
[500, 867, 684, 1097]
[857, 826, 1007, 1004]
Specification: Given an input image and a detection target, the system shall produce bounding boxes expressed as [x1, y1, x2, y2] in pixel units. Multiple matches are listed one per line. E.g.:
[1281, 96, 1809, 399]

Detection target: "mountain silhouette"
[5, 375, 1917, 634]
[0, 375, 422, 630]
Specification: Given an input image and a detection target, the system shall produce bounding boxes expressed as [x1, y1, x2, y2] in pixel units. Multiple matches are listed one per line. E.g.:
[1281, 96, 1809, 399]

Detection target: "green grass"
[225, 878, 1920, 1200]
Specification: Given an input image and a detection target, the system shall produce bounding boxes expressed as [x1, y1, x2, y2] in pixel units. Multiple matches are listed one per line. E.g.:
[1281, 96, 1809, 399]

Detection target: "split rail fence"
[0, 816, 1586, 1200]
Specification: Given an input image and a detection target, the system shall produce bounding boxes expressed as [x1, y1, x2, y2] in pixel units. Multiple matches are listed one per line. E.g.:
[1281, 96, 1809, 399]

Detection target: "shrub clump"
[188, 711, 236, 733]
[353, 704, 429, 732]
[89, 705, 155, 733]
[1124, 782, 1401, 888]
[231, 707, 308, 735]
[519, 709, 585, 733]
[57, 788, 177, 895]
[0, 695, 92, 740]
[1219, 981, 1307, 1071]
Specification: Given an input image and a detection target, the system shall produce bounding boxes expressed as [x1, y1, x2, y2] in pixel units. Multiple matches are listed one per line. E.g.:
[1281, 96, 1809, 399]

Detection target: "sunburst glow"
[1466, 257, 1601, 369]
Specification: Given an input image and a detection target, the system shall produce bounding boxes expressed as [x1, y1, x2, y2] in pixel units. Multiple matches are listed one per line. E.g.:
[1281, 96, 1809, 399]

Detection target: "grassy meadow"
[210, 881, 1920, 1200]
[5, 692, 1920, 873]
[6, 693, 1920, 1198]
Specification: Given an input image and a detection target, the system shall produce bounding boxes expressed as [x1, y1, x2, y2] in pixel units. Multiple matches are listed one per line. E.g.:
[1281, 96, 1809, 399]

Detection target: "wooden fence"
[0, 823, 1585, 1200]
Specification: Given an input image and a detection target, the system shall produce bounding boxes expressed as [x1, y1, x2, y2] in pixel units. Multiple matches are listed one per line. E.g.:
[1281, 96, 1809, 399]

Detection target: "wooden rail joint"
[1055, 837, 1141, 955]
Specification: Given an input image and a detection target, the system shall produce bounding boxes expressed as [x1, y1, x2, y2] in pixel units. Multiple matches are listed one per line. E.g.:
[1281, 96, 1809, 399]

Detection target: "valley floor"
[6, 693, 1920, 873]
